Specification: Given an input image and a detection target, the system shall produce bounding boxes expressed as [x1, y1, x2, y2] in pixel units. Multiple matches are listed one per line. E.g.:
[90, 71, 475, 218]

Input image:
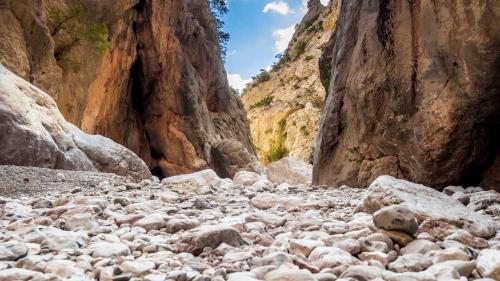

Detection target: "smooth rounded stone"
[245, 211, 286, 227]
[245, 221, 266, 232]
[44, 260, 87, 279]
[164, 219, 199, 233]
[264, 267, 315, 281]
[91, 242, 131, 258]
[289, 239, 325, 257]
[115, 214, 145, 226]
[30, 198, 53, 209]
[120, 260, 155, 276]
[256, 252, 294, 267]
[376, 229, 414, 246]
[0, 241, 28, 261]
[233, 171, 262, 186]
[347, 213, 374, 231]
[358, 252, 390, 267]
[424, 247, 470, 264]
[400, 239, 440, 255]
[223, 251, 252, 263]
[265, 157, 312, 185]
[64, 213, 99, 231]
[158, 191, 180, 203]
[250, 193, 303, 210]
[339, 265, 383, 280]
[16, 255, 49, 272]
[365, 232, 394, 250]
[143, 273, 168, 281]
[388, 253, 432, 273]
[373, 205, 418, 235]
[0, 268, 50, 281]
[33, 228, 88, 251]
[445, 229, 489, 249]
[161, 169, 226, 188]
[308, 247, 361, 269]
[133, 213, 169, 231]
[251, 265, 278, 279]
[313, 272, 337, 281]
[343, 228, 372, 240]
[477, 249, 500, 280]
[323, 220, 348, 234]
[227, 272, 260, 281]
[360, 240, 390, 253]
[332, 238, 360, 255]
[437, 240, 478, 259]
[177, 224, 243, 255]
[426, 260, 476, 277]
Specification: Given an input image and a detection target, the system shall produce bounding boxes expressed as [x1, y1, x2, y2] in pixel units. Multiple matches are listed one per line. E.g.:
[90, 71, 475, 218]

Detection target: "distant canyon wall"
[0, 0, 257, 178]
[314, 0, 500, 190]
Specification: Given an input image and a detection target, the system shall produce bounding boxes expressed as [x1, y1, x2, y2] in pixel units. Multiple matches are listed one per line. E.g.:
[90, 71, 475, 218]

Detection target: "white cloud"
[272, 24, 296, 53]
[320, 0, 330, 5]
[263, 1, 290, 15]
[227, 73, 251, 92]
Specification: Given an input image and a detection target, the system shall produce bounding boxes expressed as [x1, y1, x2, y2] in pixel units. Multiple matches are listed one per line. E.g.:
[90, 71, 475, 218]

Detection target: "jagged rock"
[266, 157, 312, 185]
[373, 205, 418, 235]
[358, 176, 498, 238]
[0, 64, 151, 180]
[313, 0, 500, 190]
[0, 0, 256, 178]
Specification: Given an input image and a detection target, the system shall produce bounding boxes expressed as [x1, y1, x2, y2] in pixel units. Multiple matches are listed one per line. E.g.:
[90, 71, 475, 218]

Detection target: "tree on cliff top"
[209, 0, 230, 62]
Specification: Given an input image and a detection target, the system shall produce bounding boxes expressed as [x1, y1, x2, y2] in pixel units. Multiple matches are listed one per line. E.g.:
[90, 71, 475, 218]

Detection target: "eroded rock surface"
[314, 0, 500, 189]
[0, 64, 150, 180]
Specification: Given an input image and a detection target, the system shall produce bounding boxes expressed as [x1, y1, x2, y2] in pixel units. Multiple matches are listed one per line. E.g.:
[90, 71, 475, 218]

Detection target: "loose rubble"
[0, 166, 498, 280]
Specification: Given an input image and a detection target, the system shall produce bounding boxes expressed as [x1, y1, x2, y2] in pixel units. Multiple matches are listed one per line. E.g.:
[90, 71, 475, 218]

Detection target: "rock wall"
[314, 0, 500, 190]
[0, 0, 256, 178]
[242, 0, 339, 164]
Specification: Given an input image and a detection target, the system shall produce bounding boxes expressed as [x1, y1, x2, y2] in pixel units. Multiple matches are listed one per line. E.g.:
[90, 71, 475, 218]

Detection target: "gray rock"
[388, 253, 433, 273]
[373, 205, 418, 235]
[177, 224, 244, 255]
[0, 242, 28, 261]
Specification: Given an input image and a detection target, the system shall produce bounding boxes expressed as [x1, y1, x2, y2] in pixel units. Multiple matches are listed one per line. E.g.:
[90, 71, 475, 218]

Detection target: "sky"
[223, 0, 330, 92]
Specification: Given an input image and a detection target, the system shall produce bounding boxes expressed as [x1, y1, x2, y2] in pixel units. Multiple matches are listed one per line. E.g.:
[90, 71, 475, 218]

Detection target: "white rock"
[400, 239, 441, 255]
[91, 242, 131, 258]
[133, 213, 169, 231]
[245, 211, 286, 227]
[0, 268, 50, 281]
[266, 157, 312, 185]
[120, 260, 155, 276]
[359, 176, 497, 238]
[388, 253, 432, 273]
[264, 268, 315, 281]
[162, 169, 226, 188]
[477, 249, 500, 280]
[289, 239, 325, 257]
[177, 224, 243, 255]
[308, 247, 360, 269]
[250, 193, 303, 210]
[233, 171, 263, 186]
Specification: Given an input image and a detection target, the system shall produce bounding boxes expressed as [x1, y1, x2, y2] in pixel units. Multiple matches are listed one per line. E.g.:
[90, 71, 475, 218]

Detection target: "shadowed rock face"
[0, 0, 256, 178]
[314, 1, 500, 189]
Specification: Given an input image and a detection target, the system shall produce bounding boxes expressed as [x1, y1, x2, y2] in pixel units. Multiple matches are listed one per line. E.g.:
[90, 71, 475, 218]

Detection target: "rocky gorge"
[0, 0, 499, 280]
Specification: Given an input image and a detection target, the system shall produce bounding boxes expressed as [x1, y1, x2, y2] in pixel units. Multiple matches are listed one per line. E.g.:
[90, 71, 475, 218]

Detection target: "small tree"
[209, 0, 230, 62]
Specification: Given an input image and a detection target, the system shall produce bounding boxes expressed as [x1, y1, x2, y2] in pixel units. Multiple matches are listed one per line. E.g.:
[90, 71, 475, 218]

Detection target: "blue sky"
[223, 0, 330, 92]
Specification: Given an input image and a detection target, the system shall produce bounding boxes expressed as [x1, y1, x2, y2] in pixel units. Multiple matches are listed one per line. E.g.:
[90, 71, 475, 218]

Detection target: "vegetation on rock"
[209, 0, 230, 62]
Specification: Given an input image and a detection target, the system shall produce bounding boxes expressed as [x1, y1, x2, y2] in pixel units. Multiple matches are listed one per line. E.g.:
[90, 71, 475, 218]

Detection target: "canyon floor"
[0, 165, 499, 281]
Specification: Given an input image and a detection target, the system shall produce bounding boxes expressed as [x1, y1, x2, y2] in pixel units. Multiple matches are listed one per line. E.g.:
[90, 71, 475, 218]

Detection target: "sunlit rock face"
[314, 0, 500, 189]
[0, 0, 256, 178]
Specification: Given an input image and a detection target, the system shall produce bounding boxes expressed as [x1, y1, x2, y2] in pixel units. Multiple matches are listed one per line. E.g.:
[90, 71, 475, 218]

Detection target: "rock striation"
[0, 0, 256, 178]
[0, 65, 150, 180]
[241, 0, 339, 164]
[314, 0, 500, 189]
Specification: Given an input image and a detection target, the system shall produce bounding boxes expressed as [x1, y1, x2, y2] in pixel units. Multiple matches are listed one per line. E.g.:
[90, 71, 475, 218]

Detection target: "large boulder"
[266, 157, 312, 185]
[0, 65, 151, 180]
[313, 0, 500, 189]
[358, 176, 498, 238]
[211, 139, 263, 179]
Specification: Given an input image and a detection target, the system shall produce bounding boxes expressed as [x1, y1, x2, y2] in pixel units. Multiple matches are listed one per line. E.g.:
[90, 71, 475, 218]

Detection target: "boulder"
[211, 139, 263, 178]
[0, 64, 151, 180]
[177, 224, 244, 255]
[266, 157, 312, 185]
[161, 169, 227, 188]
[373, 205, 418, 235]
[358, 176, 498, 238]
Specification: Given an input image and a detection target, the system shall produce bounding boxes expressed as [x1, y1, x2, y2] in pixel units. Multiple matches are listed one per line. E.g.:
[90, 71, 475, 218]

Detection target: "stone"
[426, 260, 476, 277]
[245, 211, 286, 227]
[376, 229, 414, 246]
[0, 268, 50, 281]
[467, 191, 500, 211]
[477, 249, 500, 280]
[250, 193, 303, 210]
[34, 228, 87, 251]
[400, 239, 441, 255]
[0, 242, 28, 261]
[162, 169, 226, 188]
[339, 265, 383, 280]
[388, 253, 433, 273]
[257, 252, 294, 267]
[233, 171, 263, 186]
[373, 205, 418, 235]
[133, 213, 169, 231]
[164, 219, 200, 233]
[308, 247, 360, 269]
[264, 268, 315, 281]
[44, 260, 87, 279]
[91, 242, 131, 258]
[64, 213, 99, 231]
[211, 139, 263, 178]
[332, 238, 360, 255]
[0, 65, 151, 180]
[313, 0, 500, 191]
[177, 225, 244, 255]
[120, 260, 155, 276]
[358, 252, 390, 267]
[358, 176, 498, 238]
[289, 239, 325, 257]
[266, 157, 312, 185]
[425, 247, 470, 264]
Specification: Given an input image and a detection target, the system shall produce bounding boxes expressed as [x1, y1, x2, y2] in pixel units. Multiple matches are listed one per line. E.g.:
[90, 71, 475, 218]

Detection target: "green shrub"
[347, 146, 363, 164]
[249, 95, 274, 110]
[294, 41, 307, 58]
[305, 55, 315, 61]
[311, 96, 324, 109]
[300, 125, 310, 136]
[266, 118, 289, 163]
[251, 69, 271, 85]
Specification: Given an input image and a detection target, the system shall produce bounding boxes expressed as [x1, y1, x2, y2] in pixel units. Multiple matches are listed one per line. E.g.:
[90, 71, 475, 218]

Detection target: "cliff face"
[242, 0, 339, 164]
[0, 0, 257, 178]
[314, 1, 500, 189]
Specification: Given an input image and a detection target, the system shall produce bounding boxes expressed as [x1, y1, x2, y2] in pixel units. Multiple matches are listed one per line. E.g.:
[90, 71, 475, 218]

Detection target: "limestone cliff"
[314, 0, 500, 190]
[0, 0, 257, 178]
[241, 0, 339, 164]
